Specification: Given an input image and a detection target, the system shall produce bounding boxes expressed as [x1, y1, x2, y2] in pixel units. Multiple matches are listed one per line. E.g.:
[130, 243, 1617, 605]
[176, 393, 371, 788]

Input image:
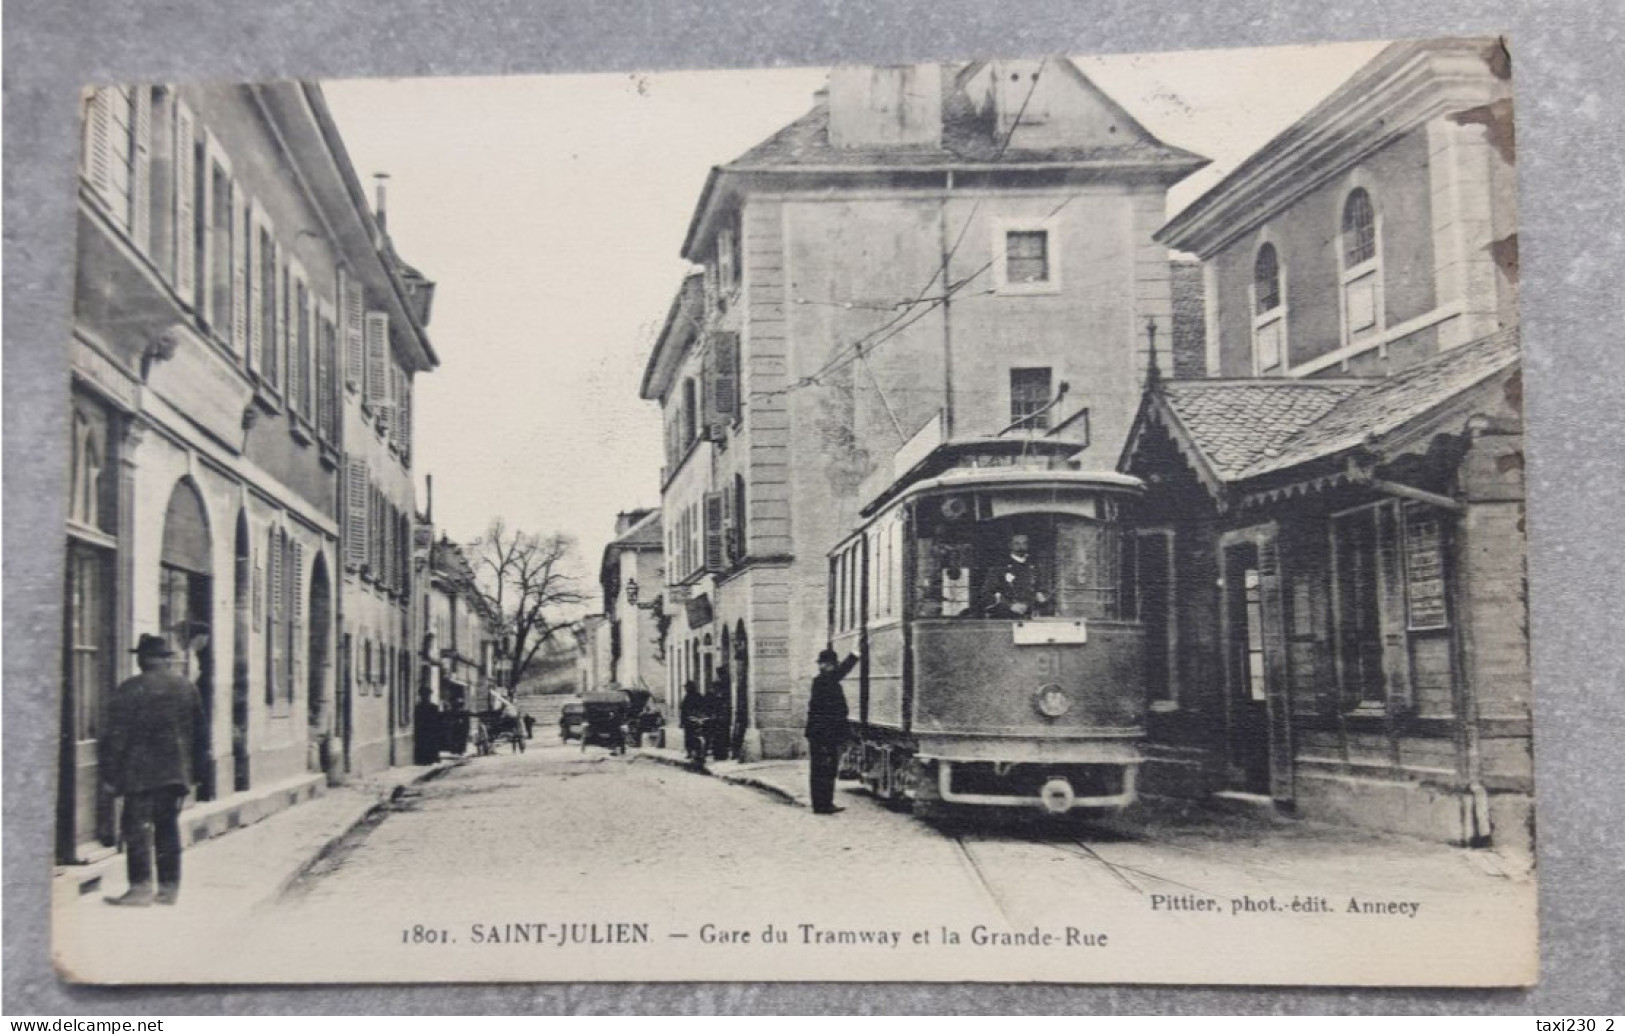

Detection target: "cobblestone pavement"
[54, 740, 1536, 985]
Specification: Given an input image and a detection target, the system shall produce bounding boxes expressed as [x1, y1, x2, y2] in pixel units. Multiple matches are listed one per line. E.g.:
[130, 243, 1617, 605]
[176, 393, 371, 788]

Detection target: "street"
[56, 740, 1536, 985]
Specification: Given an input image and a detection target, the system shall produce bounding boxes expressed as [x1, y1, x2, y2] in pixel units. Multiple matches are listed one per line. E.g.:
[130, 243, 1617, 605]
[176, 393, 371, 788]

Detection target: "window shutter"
[315, 315, 333, 439]
[704, 491, 726, 572]
[84, 89, 113, 196]
[343, 271, 365, 392]
[291, 540, 305, 703]
[713, 331, 739, 423]
[231, 188, 249, 357]
[365, 311, 388, 405]
[130, 87, 153, 252]
[172, 100, 196, 307]
[345, 459, 367, 571]
[400, 377, 413, 462]
[276, 258, 290, 393]
[248, 208, 265, 374]
[267, 528, 282, 704]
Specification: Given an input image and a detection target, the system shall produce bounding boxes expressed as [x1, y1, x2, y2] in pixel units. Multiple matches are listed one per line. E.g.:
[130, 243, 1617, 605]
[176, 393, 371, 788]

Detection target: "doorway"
[1221, 530, 1284, 798]
[231, 512, 250, 792]
[160, 478, 214, 801]
[308, 556, 332, 774]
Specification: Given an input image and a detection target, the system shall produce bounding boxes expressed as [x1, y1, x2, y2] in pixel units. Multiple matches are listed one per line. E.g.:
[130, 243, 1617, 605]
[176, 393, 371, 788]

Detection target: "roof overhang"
[258, 82, 440, 372]
[638, 274, 704, 402]
[1158, 38, 1509, 258]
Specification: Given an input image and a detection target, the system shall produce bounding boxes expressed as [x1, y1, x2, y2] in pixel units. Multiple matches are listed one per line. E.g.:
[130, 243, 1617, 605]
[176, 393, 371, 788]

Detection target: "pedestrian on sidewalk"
[679, 680, 706, 765]
[413, 688, 441, 765]
[805, 646, 859, 815]
[98, 634, 207, 906]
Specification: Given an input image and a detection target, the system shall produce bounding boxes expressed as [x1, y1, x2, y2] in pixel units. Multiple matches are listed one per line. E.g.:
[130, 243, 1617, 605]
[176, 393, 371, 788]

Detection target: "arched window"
[1340, 187, 1382, 344]
[1342, 188, 1376, 267]
[1252, 242, 1286, 375]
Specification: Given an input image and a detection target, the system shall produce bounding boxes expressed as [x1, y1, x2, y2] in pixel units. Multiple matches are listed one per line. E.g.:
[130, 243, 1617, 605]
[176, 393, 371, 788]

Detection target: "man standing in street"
[99, 634, 207, 906]
[805, 646, 859, 815]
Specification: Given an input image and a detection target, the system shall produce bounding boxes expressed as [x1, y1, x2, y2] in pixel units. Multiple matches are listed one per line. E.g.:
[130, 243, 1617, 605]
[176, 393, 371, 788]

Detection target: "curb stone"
[636, 747, 807, 809]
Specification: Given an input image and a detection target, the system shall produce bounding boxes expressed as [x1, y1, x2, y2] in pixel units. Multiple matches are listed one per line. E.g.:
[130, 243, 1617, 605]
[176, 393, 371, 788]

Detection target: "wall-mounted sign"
[685, 592, 714, 628]
[755, 637, 789, 659]
[1402, 502, 1449, 631]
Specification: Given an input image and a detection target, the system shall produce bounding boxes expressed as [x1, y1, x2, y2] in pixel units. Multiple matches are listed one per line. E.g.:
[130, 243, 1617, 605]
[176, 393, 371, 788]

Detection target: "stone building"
[419, 535, 501, 714]
[1121, 39, 1528, 847]
[642, 59, 1206, 759]
[60, 81, 434, 861]
[597, 509, 667, 700]
[332, 145, 439, 777]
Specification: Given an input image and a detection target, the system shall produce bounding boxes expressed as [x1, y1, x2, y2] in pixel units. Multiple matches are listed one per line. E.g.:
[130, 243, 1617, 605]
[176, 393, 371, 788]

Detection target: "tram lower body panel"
[848, 619, 1147, 815]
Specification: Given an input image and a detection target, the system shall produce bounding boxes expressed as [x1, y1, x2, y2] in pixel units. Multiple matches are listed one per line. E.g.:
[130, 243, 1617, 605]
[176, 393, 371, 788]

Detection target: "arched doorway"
[160, 478, 214, 801]
[231, 511, 250, 792]
[308, 555, 332, 776]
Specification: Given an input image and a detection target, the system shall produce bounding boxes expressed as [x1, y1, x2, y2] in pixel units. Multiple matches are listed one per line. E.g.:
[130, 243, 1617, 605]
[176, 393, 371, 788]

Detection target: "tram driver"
[981, 533, 1052, 619]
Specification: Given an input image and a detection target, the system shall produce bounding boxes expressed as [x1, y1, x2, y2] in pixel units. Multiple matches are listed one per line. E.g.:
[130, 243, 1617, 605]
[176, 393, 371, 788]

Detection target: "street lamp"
[625, 577, 639, 605]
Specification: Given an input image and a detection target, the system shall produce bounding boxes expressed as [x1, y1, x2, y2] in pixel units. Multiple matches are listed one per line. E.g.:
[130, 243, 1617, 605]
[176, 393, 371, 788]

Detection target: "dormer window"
[1340, 187, 1382, 345]
[1252, 242, 1285, 375]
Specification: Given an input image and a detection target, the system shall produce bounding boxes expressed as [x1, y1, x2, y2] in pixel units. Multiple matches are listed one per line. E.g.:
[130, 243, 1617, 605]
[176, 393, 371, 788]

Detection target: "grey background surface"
[6, 0, 1622, 1015]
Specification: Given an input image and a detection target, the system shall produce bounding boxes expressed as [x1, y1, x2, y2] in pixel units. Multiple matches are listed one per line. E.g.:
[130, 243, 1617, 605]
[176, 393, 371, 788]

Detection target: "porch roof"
[1135, 327, 1522, 499]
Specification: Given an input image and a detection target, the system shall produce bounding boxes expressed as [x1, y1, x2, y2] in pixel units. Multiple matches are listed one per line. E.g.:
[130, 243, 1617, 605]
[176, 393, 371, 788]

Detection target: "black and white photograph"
[46, 36, 1535, 986]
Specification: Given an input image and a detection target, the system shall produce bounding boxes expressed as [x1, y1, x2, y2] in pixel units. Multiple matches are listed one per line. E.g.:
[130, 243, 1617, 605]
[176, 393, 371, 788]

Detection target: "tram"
[827, 438, 1150, 818]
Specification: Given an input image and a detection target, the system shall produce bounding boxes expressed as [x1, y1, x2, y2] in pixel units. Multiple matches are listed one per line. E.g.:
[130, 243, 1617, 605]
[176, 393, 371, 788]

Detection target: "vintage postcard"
[52, 37, 1533, 985]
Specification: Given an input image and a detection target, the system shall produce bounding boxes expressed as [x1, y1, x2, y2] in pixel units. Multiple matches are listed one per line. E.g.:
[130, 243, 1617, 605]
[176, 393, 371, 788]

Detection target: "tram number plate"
[1011, 620, 1087, 646]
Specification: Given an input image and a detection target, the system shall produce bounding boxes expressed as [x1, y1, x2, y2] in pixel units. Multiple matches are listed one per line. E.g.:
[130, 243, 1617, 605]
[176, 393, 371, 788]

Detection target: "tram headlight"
[1034, 683, 1072, 718]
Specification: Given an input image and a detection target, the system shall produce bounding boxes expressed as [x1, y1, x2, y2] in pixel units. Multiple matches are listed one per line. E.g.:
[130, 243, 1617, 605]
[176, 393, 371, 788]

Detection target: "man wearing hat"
[805, 646, 860, 815]
[98, 634, 207, 906]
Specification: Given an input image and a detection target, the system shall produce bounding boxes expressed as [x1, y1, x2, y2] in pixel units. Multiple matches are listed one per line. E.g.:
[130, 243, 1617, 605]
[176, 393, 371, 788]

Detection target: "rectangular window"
[66, 541, 113, 743]
[1005, 230, 1049, 284]
[1010, 367, 1053, 430]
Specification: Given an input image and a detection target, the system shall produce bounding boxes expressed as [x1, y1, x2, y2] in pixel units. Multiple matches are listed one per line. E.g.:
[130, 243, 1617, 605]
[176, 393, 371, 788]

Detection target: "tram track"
[949, 834, 1020, 928]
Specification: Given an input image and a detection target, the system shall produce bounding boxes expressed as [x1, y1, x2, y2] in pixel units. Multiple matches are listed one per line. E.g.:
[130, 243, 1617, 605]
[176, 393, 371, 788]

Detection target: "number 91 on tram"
[825, 441, 1153, 820]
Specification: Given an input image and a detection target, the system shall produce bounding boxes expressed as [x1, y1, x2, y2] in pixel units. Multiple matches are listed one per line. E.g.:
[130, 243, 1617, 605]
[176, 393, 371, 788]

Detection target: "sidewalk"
[53, 759, 460, 912]
[638, 745, 812, 809]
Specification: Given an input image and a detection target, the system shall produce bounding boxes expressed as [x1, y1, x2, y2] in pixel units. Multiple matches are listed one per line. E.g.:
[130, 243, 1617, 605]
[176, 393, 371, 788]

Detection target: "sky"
[321, 39, 1388, 598]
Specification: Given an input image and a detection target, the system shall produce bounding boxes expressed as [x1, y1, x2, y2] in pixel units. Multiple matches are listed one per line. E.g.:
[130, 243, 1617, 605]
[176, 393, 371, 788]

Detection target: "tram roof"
[859, 467, 1144, 520]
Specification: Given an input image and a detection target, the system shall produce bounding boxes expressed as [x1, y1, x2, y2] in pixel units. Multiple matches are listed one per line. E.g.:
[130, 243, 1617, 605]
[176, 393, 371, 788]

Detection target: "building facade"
[642, 59, 1206, 759]
[318, 111, 438, 778]
[598, 509, 667, 699]
[61, 82, 431, 860]
[417, 535, 501, 715]
[1121, 39, 1527, 848]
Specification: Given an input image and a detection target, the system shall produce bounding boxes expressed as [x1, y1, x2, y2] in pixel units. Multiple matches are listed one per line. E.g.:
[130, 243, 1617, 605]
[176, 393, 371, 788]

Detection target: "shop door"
[1221, 528, 1292, 799]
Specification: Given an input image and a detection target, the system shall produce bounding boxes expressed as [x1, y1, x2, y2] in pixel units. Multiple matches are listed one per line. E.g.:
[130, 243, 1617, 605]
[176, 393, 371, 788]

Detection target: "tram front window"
[914, 511, 1132, 621]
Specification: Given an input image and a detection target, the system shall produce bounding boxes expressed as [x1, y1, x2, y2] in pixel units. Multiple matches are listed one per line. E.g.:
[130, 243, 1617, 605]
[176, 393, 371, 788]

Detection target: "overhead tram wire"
[750, 59, 1077, 404]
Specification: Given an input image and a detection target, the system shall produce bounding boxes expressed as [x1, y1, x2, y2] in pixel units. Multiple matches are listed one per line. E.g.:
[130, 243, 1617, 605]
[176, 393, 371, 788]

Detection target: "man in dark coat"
[99, 634, 207, 906]
[805, 647, 859, 815]
[981, 533, 1050, 619]
[413, 688, 441, 765]
[679, 680, 706, 764]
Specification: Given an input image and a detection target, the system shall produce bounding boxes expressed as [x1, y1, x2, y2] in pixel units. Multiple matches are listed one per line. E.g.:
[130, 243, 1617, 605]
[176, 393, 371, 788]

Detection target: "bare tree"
[470, 519, 587, 691]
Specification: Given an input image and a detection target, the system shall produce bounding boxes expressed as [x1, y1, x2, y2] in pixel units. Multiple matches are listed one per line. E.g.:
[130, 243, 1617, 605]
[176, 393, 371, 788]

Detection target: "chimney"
[373, 172, 390, 233]
[827, 64, 942, 149]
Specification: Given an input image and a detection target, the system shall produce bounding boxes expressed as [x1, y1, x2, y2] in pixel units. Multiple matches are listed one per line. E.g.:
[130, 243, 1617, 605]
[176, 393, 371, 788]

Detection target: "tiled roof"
[727, 69, 1206, 172]
[1157, 327, 1522, 485]
[609, 509, 663, 550]
[1159, 380, 1365, 481]
[1243, 326, 1521, 478]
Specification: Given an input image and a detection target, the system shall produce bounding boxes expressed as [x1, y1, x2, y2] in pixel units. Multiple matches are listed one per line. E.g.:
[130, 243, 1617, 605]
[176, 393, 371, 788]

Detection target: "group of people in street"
[414, 688, 534, 764]
[678, 677, 734, 766]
